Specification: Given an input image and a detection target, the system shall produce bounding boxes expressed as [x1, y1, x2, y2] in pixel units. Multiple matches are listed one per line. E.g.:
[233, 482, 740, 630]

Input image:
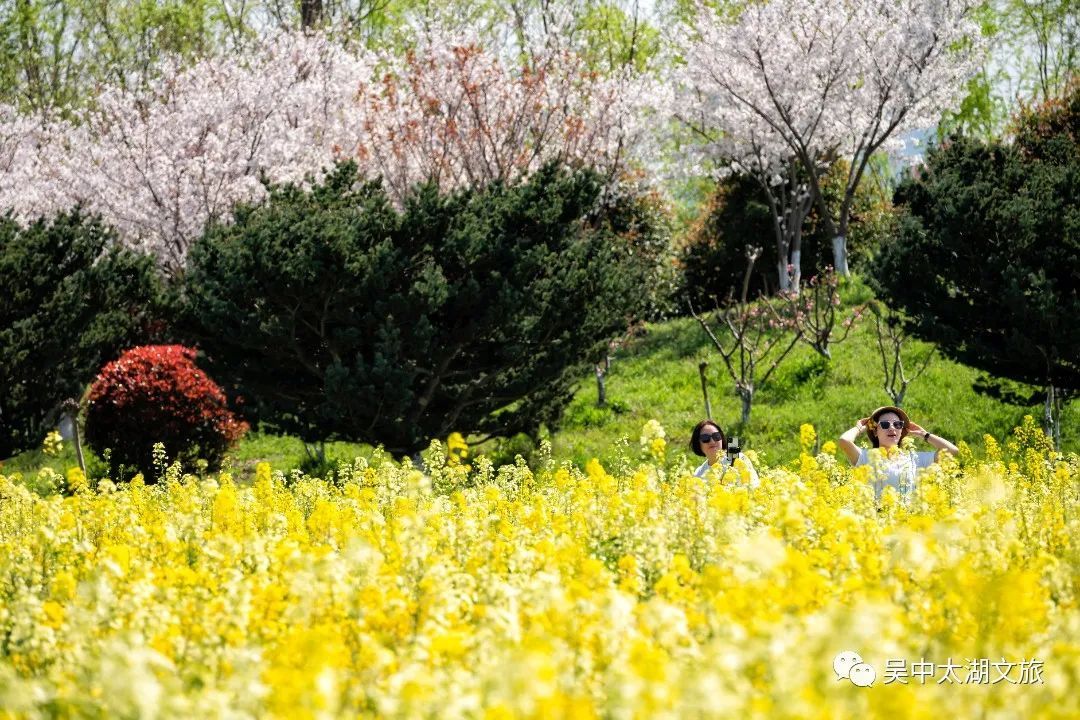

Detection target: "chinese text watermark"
[834, 651, 1045, 687]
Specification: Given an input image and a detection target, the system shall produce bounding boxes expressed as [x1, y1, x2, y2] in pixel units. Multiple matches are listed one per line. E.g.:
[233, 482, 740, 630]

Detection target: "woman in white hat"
[838, 406, 958, 500]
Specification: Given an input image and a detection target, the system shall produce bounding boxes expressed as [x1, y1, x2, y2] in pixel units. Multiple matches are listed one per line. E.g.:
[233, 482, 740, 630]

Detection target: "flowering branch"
[870, 302, 935, 406]
[690, 245, 803, 424]
[786, 267, 864, 360]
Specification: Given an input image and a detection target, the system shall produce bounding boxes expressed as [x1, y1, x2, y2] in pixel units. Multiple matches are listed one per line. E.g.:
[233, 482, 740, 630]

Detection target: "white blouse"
[856, 447, 937, 501]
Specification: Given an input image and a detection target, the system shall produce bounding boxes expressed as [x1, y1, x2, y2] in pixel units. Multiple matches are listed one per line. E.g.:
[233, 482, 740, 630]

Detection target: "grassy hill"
[547, 311, 1076, 468]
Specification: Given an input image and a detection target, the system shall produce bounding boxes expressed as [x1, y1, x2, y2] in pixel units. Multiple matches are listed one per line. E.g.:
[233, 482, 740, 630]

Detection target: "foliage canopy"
[181, 162, 664, 453]
[0, 210, 164, 457]
[876, 85, 1080, 402]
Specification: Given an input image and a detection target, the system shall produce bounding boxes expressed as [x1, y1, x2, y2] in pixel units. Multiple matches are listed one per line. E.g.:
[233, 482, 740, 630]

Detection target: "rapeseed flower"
[0, 421, 1076, 717]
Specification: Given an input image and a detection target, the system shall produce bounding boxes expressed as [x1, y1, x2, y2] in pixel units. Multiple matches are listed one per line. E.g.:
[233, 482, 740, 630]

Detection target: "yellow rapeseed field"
[1, 417, 1077, 718]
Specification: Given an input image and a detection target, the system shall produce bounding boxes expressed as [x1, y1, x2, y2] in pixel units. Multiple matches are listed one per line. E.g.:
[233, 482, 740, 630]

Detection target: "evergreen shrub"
[85, 345, 247, 479]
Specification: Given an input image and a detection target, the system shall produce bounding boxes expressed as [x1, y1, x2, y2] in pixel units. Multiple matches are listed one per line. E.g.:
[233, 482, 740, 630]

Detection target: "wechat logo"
[834, 650, 876, 687]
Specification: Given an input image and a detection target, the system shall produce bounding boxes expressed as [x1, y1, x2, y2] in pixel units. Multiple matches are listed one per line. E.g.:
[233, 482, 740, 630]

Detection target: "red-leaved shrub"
[86, 345, 248, 480]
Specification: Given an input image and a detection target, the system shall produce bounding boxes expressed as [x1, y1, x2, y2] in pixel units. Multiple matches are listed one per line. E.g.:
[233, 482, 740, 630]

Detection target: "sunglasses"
[875, 420, 906, 430]
[699, 432, 724, 444]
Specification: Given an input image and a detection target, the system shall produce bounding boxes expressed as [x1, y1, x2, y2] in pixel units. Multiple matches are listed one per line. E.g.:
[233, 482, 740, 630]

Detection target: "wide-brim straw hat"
[869, 405, 911, 439]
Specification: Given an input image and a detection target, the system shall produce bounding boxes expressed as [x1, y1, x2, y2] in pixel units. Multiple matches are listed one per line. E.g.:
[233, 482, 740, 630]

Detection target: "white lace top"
[856, 447, 937, 500]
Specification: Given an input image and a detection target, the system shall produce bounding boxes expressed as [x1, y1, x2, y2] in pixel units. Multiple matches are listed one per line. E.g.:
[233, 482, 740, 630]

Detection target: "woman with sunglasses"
[689, 419, 760, 485]
[838, 406, 958, 500]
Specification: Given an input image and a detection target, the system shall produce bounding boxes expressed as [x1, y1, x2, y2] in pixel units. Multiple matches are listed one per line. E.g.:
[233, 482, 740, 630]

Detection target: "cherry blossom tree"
[0, 105, 52, 218]
[0, 23, 661, 273]
[678, 0, 982, 275]
[356, 21, 659, 204]
[678, 106, 818, 293]
[0, 32, 370, 273]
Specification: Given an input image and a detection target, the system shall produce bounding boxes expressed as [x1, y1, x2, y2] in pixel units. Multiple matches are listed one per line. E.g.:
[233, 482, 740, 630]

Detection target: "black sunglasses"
[875, 420, 905, 430]
[699, 431, 724, 444]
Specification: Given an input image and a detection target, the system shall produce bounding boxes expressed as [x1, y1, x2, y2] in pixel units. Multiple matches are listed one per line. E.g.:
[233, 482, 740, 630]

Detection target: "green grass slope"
[549, 312, 1077, 468]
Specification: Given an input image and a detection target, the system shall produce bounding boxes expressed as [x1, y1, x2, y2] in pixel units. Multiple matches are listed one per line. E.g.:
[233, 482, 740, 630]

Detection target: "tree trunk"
[739, 388, 753, 425]
[1044, 383, 1060, 449]
[1055, 391, 1063, 450]
[831, 235, 849, 276]
[304, 441, 326, 464]
[699, 361, 712, 420]
[61, 399, 86, 476]
[595, 362, 607, 407]
[776, 261, 790, 293]
[790, 249, 802, 294]
[300, 0, 323, 28]
[72, 417, 86, 476]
